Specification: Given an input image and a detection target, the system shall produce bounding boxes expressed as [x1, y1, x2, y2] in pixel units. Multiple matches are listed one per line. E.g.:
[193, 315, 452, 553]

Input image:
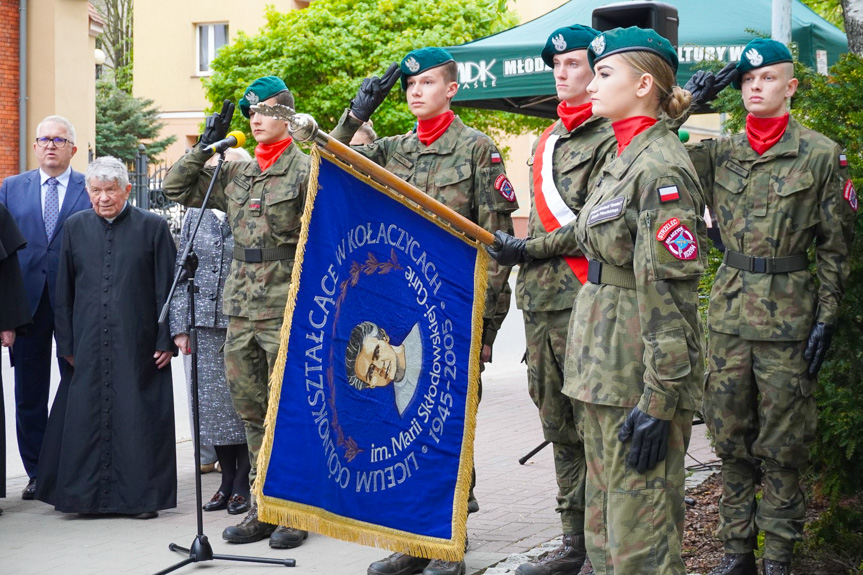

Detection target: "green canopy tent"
[448, 0, 848, 118]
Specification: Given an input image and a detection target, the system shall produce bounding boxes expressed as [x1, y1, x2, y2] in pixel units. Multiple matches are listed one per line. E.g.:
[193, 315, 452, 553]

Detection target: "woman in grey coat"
[169, 192, 250, 514]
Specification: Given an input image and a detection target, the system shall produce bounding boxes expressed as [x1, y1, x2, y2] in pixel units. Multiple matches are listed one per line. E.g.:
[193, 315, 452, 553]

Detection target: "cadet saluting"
[685, 38, 856, 575]
[562, 27, 707, 575]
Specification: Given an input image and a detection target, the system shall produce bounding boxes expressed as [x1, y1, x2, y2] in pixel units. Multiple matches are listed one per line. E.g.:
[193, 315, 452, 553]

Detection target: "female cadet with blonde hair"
[561, 27, 707, 575]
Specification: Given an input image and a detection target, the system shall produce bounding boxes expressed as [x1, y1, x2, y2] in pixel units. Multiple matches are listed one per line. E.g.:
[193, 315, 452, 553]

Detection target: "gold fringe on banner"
[254, 144, 488, 562]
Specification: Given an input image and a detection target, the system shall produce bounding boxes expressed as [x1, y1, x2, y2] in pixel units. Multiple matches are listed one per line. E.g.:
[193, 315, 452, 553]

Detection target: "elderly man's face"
[354, 335, 399, 388]
[87, 178, 131, 219]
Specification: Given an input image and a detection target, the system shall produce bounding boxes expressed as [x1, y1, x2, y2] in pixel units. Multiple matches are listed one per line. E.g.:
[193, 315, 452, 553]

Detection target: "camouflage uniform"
[518, 115, 615, 535]
[331, 110, 518, 345]
[163, 145, 310, 482]
[687, 117, 855, 562]
[563, 120, 707, 575]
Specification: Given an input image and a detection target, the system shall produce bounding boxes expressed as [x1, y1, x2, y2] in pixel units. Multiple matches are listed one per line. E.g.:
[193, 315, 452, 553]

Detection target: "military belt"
[586, 260, 636, 290]
[723, 250, 808, 274]
[233, 246, 296, 263]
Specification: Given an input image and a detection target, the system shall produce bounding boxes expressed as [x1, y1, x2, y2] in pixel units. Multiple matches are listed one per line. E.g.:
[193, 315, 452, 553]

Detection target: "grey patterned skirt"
[183, 327, 246, 446]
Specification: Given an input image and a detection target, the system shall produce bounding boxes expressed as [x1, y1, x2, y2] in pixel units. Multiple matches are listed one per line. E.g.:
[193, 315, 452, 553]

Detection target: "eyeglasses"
[36, 137, 72, 148]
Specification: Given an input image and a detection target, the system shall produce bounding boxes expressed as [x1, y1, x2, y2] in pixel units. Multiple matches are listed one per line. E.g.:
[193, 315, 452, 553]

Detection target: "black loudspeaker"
[592, 1, 679, 48]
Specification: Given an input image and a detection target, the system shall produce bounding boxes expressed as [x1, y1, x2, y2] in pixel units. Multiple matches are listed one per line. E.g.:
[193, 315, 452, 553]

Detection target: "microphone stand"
[155, 151, 294, 573]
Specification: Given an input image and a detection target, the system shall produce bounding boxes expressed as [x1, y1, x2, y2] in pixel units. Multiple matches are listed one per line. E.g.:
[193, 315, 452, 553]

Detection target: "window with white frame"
[196, 23, 229, 75]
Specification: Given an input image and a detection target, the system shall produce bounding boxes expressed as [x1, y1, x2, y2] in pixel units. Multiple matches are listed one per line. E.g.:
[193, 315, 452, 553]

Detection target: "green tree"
[205, 0, 544, 148]
[95, 81, 175, 163]
[92, 0, 134, 93]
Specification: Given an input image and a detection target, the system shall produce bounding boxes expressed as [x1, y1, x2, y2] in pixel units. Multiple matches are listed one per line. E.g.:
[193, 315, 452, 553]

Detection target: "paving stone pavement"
[1, 279, 718, 575]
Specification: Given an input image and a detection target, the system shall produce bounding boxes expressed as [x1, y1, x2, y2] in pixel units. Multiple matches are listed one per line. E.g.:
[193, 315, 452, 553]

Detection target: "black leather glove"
[350, 63, 402, 122]
[684, 61, 739, 113]
[618, 407, 670, 474]
[199, 100, 235, 149]
[486, 230, 532, 266]
[803, 322, 835, 378]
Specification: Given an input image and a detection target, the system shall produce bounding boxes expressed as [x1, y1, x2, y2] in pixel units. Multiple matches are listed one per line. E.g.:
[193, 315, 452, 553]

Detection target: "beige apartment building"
[133, 0, 310, 161]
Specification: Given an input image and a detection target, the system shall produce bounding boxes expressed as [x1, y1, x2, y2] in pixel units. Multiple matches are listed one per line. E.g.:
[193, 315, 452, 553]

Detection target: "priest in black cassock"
[36, 156, 178, 519]
[1, 202, 34, 510]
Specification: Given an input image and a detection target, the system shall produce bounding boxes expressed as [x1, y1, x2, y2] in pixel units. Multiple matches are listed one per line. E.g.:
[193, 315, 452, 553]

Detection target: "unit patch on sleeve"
[494, 174, 516, 202]
[844, 179, 858, 212]
[656, 217, 698, 260]
[839, 153, 848, 168]
[491, 152, 502, 164]
[657, 185, 680, 203]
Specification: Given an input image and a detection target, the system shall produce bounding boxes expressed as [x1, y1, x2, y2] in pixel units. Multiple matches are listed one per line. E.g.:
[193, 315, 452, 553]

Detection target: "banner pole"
[288, 113, 496, 247]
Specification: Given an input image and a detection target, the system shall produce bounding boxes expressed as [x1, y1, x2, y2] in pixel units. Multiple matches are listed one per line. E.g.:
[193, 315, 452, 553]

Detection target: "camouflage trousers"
[704, 330, 817, 563]
[224, 316, 283, 484]
[524, 309, 586, 535]
[583, 403, 692, 575]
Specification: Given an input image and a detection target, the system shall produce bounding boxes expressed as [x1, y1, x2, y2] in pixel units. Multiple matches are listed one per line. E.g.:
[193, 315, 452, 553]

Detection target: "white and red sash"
[532, 121, 589, 283]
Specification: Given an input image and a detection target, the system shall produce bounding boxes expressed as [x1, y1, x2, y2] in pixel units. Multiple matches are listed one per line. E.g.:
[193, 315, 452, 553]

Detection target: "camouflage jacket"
[517, 115, 616, 312]
[563, 120, 707, 420]
[163, 145, 310, 321]
[331, 110, 518, 346]
[688, 117, 856, 341]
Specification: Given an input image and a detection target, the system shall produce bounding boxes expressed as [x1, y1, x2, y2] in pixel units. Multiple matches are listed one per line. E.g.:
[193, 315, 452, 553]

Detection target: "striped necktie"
[44, 177, 60, 238]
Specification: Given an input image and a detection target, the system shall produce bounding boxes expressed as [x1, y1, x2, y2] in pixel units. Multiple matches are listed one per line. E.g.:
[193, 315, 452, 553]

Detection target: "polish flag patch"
[495, 174, 516, 201]
[491, 152, 502, 164]
[839, 154, 848, 168]
[658, 185, 680, 203]
[844, 179, 858, 212]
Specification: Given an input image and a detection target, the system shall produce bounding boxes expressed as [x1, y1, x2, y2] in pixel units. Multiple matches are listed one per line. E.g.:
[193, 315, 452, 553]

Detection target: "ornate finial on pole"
[250, 104, 326, 145]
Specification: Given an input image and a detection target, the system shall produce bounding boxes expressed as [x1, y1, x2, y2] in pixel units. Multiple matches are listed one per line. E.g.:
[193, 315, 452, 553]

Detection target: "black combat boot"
[222, 503, 277, 543]
[515, 534, 587, 575]
[368, 552, 430, 575]
[269, 525, 308, 549]
[422, 560, 465, 575]
[763, 559, 792, 575]
[707, 552, 757, 575]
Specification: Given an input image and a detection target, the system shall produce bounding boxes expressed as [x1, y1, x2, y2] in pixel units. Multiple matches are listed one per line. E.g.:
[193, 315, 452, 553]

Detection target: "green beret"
[400, 47, 455, 90]
[732, 38, 793, 88]
[588, 26, 679, 74]
[541, 25, 601, 68]
[239, 76, 289, 118]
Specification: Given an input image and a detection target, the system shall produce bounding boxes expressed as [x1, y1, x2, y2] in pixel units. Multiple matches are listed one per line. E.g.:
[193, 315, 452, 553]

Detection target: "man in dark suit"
[0, 115, 91, 499]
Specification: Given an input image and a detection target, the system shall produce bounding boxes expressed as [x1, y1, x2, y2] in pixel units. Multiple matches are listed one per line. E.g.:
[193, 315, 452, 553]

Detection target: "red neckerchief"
[255, 137, 293, 172]
[612, 116, 657, 156]
[417, 111, 455, 146]
[746, 113, 790, 155]
[557, 101, 593, 132]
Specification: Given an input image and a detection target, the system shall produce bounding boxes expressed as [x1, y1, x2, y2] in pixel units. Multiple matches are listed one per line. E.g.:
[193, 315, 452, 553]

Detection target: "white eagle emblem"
[745, 48, 763, 67]
[552, 34, 567, 52]
[405, 56, 420, 73]
[245, 90, 260, 105]
[591, 35, 606, 55]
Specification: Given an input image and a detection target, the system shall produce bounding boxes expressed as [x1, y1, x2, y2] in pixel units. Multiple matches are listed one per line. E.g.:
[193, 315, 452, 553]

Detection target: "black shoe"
[222, 505, 277, 544]
[227, 493, 250, 515]
[22, 478, 36, 500]
[368, 552, 430, 575]
[516, 534, 587, 575]
[203, 491, 228, 512]
[467, 498, 479, 514]
[763, 559, 791, 575]
[708, 553, 758, 575]
[133, 511, 159, 519]
[269, 525, 308, 549]
[422, 560, 465, 575]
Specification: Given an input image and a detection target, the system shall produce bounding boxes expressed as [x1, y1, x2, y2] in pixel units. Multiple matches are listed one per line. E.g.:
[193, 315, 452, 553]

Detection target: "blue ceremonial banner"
[256, 149, 487, 560]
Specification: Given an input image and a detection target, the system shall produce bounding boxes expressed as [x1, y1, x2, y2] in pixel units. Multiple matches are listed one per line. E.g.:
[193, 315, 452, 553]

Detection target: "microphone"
[205, 130, 247, 154]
